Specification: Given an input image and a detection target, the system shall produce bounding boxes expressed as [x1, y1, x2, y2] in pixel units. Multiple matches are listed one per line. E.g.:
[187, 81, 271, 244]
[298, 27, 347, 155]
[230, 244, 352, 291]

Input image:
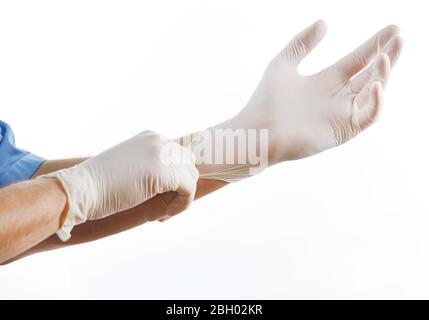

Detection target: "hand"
[40, 131, 199, 240]
[230, 20, 403, 163]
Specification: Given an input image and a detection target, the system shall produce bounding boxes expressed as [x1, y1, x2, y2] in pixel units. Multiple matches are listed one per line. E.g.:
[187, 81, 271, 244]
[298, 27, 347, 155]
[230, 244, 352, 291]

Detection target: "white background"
[0, 0, 428, 299]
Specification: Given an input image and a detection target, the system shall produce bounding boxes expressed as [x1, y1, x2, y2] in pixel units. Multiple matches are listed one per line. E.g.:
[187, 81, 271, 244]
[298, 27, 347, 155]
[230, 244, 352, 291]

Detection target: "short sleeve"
[0, 120, 45, 187]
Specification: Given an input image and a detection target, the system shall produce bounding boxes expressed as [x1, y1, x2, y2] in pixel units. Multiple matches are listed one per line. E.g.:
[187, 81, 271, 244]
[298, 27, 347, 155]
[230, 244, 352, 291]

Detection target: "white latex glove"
[233, 20, 403, 163]
[40, 131, 199, 241]
[185, 20, 403, 183]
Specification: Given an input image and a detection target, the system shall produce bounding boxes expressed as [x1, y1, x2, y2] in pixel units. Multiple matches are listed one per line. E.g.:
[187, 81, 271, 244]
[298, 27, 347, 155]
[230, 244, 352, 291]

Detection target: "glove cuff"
[38, 167, 95, 241]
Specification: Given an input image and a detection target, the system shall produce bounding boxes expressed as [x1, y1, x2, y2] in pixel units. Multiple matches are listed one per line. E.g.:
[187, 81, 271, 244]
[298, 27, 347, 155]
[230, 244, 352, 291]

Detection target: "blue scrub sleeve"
[0, 121, 45, 187]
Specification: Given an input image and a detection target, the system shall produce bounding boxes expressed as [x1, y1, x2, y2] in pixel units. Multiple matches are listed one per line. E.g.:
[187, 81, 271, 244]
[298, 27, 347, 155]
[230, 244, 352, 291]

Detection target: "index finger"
[332, 24, 399, 78]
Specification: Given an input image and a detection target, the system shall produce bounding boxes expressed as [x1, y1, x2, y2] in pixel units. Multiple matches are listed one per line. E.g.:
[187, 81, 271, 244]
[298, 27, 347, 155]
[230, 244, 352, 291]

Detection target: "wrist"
[181, 113, 273, 182]
[227, 110, 304, 165]
[37, 165, 97, 241]
[39, 177, 69, 230]
[216, 112, 280, 167]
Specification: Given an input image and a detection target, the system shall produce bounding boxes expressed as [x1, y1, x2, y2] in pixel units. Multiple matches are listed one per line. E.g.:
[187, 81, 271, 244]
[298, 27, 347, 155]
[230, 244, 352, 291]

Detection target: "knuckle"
[353, 49, 368, 69]
[182, 197, 194, 210]
[139, 129, 157, 137]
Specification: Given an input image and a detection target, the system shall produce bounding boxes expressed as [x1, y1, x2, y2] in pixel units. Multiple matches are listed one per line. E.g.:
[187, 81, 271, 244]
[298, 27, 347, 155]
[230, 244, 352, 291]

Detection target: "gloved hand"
[182, 21, 403, 183]
[40, 130, 199, 241]
[228, 20, 403, 163]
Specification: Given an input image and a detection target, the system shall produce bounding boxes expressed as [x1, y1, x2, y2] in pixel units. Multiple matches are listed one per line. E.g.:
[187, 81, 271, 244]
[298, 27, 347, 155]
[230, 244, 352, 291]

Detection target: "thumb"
[164, 173, 198, 217]
[164, 154, 199, 217]
[283, 19, 327, 66]
[358, 81, 384, 131]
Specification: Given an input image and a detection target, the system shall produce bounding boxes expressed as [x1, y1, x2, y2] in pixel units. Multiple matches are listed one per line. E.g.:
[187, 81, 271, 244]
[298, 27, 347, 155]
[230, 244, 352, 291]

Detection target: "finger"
[350, 36, 403, 93]
[165, 145, 199, 217]
[165, 169, 198, 216]
[159, 192, 177, 222]
[283, 19, 327, 65]
[358, 81, 384, 131]
[355, 53, 390, 108]
[384, 35, 404, 68]
[332, 24, 399, 78]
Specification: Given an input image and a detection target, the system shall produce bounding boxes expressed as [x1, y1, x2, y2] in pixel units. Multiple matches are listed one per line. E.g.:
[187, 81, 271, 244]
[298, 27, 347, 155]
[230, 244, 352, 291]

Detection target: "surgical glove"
[185, 20, 403, 182]
[39, 131, 199, 241]
[234, 20, 403, 163]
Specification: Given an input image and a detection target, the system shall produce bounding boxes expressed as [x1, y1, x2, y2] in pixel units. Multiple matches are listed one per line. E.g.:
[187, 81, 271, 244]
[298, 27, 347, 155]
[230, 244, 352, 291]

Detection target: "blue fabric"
[0, 120, 45, 187]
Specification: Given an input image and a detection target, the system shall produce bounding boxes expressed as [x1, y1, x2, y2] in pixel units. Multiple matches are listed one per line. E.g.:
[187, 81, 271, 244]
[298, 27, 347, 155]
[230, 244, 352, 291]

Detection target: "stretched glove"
[39, 130, 199, 241]
[186, 20, 403, 182]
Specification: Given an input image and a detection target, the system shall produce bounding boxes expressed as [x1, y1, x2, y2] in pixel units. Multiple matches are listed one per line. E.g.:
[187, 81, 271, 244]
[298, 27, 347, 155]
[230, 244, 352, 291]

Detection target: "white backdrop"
[0, 0, 428, 299]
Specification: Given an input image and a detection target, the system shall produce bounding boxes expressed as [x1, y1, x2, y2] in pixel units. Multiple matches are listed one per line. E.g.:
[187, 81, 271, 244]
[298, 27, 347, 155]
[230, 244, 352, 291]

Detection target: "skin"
[0, 178, 68, 263]
[0, 158, 227, 263]
[0, 22, 404, 264]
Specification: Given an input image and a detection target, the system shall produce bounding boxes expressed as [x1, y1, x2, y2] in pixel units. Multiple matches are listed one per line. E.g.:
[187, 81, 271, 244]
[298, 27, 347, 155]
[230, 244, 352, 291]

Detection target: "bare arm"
[0, 136, 227, 263]
[0, 178, 67, 264]
[18, 157, 227, 258]
[8, 22, 404, 262]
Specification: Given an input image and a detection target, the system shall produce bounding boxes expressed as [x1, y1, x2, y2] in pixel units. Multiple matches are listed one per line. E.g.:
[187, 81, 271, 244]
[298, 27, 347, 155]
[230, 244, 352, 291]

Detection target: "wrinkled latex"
[40, 131, 199, 240]
[185, 20, 403, 182]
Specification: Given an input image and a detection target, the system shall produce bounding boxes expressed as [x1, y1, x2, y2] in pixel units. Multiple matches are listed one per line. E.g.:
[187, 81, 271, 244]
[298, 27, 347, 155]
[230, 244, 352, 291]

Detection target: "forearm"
[175, 117, 272, 184]
[33, 158, 228, 201]
[32, 158, 88, 177]
[21, 121, 268, 258]
[20, 121, 269, 259]
[0, 178, 67, 264]
[21, 155, 227, 255]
